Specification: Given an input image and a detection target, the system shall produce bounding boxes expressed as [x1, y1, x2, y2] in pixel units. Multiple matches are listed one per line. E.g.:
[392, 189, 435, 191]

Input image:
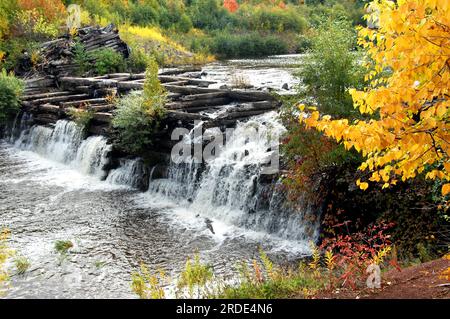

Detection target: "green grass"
[14, 256, 30, 275]
[54, 240, 73, 255]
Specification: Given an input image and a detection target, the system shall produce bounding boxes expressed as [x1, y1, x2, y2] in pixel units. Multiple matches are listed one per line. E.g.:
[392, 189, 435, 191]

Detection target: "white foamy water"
[147, 112, 319, 247]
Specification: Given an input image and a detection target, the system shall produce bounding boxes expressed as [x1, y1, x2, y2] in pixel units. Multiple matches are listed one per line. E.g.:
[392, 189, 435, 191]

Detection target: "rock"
[205, 218, 215, 234]
[282, 83, 289, 90]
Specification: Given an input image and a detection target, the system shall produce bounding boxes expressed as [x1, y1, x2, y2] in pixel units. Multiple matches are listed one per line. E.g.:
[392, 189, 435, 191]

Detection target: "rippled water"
[202, 54, 303, 92]
[1, 142, 314, 298]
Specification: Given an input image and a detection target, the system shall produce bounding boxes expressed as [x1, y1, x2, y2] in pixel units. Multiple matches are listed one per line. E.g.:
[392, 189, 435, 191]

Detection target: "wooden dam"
[17, 24, 282, 160]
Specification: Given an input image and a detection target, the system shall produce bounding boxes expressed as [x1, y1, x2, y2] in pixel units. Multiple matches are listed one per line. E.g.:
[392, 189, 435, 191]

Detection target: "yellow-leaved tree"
[301, 0, 450, 196]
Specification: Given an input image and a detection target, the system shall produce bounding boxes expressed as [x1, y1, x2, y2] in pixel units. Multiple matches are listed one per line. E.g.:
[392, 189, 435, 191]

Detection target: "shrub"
[0, 70, 24, 124]
[131, 263, 166, 299]
[297, 19, 364, 118]
[209, 32, 288, 58]
[188, 0, 233, 30]
[72, 42, 90, 76]
[0, 229, 12, 293]
[177, 254, 213, 297]
[112, 57, 167, 154]
[54, 240, 73, 255]
[67, 107, 94, 132]
[296, 34, 313, 53]
[14, 256, 30, 275]
[90, 48, 125, 75]
[126, 45, 151, 73]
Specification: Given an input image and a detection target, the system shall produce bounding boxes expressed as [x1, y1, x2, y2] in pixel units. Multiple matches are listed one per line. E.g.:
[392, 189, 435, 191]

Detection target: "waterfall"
[148, 112, 320, 242]
[106, 158, 149, 189]
[11, 116, 111, 179]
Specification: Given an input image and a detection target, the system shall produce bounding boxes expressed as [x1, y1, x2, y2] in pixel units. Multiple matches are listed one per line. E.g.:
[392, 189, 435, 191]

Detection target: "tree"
[300, 0, 450, 196]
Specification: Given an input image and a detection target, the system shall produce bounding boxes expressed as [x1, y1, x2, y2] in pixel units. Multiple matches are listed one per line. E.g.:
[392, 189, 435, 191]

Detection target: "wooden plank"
[166, 97, 230, 110]
[61, 98, 108, 108]
[31, 94, 90, 105]
[22, 91, 72, 101]
[92, 112, 112, 123]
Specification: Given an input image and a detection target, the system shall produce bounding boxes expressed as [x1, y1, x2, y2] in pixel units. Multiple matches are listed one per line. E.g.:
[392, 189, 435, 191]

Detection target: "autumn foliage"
[17, 0, 66, 22]
[223, 0, 239, 13]
[301, 0, 450, 196]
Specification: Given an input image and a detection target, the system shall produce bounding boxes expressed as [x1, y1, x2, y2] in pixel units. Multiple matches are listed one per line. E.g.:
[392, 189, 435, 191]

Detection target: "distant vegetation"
[0, 0, 367, 72]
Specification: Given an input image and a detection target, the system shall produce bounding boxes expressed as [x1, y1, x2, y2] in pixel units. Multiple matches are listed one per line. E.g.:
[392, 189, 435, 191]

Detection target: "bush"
[236, 4, 308, 33]
[90, 48, 125, 75]
[72, 42, 90, 76]
[209, 32, 288, 58]
[0, 229, 12, 292]
[297, 19, 364, 118]
[0, 70, 24, 124]
[188, 0, 233, 30]
[126, 45, 151, 73]
[296, 34, 313, 53]
[112, 58, 167, 154]
[67, 107, 94, 132]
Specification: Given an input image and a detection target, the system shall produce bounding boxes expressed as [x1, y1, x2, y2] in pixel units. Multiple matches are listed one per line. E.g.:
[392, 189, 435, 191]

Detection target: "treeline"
[71, 0, 366, 58]
[0, 1, 367, 72]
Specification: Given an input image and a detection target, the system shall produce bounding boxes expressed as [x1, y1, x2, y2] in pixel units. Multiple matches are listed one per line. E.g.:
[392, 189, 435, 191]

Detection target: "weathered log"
[39, 104, 61, 114]
[116, 81, 142, 90]
[180, 92, 228, 101]
[88, 124, 110, 136]
[61, 98, 108, 108]
[31, 93, 90, 105]
[163, 85, 222, 95]
[165, 110, 208, 122]
[22, 91, 72, 101]
[33, 113, 60, 125]
[159, 67, 202, 76]
[90, 104, 115, 112]
[158, 75, 215, 87]
[166, 97, 230, 110]
[233, 101, 280, 112]
[228, 90, 276, 102]
[92, 112, 112, 123]
[215, 109, 271, 120]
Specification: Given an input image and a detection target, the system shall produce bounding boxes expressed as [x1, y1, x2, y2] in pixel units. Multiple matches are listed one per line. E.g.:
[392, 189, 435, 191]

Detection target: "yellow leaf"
[442, 183, 450, 196]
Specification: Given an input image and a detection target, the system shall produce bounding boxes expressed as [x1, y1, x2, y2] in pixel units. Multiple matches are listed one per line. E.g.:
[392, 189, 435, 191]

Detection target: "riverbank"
[313, 256, 449, 299]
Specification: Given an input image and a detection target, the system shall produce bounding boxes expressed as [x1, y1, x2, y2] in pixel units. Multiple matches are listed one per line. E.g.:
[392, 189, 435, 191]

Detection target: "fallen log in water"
[228, 90, 277, 102]
[165, 110, 209, 122]
[92, 112, 113, 123]
[61, 98, 108, 108]
[166, 97, 230, 110]
[158, 75, 215, 87]
[180, 92, 228, 101]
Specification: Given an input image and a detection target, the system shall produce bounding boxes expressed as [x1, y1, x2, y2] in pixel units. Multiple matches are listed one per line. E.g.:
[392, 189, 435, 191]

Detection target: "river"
[0, 55, 318, 299]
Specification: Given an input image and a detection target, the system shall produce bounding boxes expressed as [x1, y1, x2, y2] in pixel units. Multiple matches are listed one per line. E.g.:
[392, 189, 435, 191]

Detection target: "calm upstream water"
[0, 55, 316, 299]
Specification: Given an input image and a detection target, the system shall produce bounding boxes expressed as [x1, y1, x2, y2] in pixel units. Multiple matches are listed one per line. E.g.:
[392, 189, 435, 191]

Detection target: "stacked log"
[21, 71, 281, 136]
[18, 24, 129, 77]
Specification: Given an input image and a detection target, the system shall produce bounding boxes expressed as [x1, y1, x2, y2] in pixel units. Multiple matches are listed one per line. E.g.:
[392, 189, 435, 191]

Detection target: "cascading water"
[6, 112, 319, 244]
[148, 111, 320, 243]
[10, 114, 111, 179]
[106, 158, 149, 189]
